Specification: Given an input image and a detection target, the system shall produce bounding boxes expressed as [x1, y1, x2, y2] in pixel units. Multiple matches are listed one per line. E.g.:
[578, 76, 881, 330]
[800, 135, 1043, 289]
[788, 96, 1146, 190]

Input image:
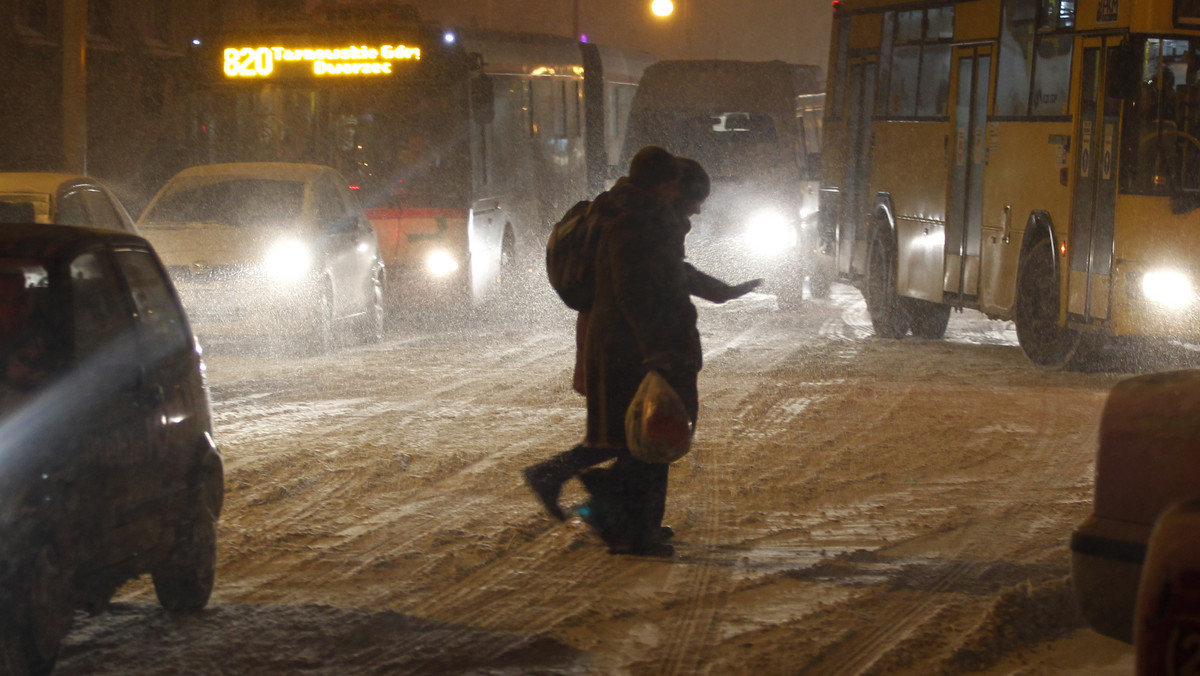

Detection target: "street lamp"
[651, 0, 675, 17]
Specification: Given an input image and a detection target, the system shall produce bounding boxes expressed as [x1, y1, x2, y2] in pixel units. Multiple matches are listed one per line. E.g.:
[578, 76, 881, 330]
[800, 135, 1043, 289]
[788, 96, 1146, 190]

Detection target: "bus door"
[840, 59, 877, 275]
[944, 45, 992, 302]
[1067, 38, 1121, 323]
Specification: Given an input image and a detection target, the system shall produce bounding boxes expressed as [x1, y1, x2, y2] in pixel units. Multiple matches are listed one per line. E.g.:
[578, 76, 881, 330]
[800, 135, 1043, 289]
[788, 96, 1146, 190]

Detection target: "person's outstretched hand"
[723, 278, 763, 302]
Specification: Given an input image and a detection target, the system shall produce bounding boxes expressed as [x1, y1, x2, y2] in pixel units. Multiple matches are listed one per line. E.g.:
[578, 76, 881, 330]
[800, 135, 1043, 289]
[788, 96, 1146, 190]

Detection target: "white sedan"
[138, 163, 385, 352]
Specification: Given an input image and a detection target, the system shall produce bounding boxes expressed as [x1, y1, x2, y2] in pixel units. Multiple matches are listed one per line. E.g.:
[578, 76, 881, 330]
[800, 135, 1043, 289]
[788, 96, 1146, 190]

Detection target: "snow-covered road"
[55, 284, 1165, 674]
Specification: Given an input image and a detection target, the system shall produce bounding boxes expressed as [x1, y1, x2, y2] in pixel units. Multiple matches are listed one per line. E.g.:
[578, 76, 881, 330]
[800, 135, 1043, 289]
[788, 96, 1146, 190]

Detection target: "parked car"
[1133, 493, 1200, 674]
[0, 223, 223, 675]
[137, 163, 385, 351]
[0, 173, 138, 233]
[1071, 369, 1200, 643]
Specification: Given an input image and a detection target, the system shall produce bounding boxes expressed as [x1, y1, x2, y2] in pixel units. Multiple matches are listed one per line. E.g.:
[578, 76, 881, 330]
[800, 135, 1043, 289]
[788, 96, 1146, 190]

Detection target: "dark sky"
[406, 0, 832, 72]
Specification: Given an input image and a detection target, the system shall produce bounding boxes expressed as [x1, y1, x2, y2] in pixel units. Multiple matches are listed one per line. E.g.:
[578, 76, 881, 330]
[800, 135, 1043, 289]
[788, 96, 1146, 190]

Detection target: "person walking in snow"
[525, 148, 757, 556]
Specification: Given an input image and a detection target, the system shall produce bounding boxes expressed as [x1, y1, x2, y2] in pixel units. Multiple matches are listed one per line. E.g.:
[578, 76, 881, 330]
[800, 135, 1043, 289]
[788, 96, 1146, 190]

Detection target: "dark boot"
[525, 445, 620, 522]
[523, 463, 567, 521]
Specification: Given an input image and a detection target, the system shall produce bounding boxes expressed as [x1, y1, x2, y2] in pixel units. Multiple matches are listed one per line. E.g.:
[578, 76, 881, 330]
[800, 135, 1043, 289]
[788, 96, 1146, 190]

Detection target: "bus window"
[996, 0, 1075, 117]
[1119, 37, 1200, 196]
[889, 45, 920, 115]
[1030, 35, 1074, 116]
[917, 45, 952, 117]
[882, 7, 954, 117]
[326, 89, 469, 208]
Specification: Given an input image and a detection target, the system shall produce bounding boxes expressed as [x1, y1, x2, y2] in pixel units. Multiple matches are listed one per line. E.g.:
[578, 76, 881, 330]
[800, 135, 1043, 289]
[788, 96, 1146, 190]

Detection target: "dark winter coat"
[584, 178, 701, 448]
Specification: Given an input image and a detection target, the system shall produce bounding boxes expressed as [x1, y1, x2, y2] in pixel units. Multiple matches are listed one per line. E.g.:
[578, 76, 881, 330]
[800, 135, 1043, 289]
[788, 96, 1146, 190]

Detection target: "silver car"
[138, 163, 385, 351]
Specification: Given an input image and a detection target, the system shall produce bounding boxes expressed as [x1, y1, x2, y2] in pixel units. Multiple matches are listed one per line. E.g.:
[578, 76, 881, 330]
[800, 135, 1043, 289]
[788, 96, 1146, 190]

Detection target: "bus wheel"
[906, 298, 950, 339]
[1015, 237, 1084, 369]
[865, 226, 910, 338]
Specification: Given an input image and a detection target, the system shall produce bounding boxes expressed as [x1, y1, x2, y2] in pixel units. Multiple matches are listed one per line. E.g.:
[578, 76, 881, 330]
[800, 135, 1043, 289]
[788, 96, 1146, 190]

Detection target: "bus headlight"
[263, 239, 313, 282]
[1142, 270, 1195, 308]
[426, 250, 460, 277]
[744, 208, 797, 256]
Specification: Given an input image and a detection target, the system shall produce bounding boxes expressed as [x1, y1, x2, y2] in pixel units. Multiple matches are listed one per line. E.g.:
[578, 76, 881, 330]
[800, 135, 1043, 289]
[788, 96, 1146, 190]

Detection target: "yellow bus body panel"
[1109, 197, 1200, 337]
[871, 120, 951, 300]
[953, 0, 1001, 42]
[979, 120, 1074, 317]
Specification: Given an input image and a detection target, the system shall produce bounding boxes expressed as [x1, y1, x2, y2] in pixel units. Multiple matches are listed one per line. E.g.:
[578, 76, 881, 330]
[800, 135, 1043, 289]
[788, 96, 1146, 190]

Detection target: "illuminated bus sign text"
[223, 44, 422, 78]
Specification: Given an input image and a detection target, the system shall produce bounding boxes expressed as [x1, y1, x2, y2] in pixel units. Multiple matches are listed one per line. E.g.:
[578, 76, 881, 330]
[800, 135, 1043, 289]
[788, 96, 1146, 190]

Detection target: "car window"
[112, 249, 190, 357]
[69, 251, 134, 361]
[142, 179, 305, 227]
[314, 177, 350, 227]
[0, 260, 60, 409]
[0, 261, 51, 343]
[57, 189, 89, 227]
[80, 188, 130, 232]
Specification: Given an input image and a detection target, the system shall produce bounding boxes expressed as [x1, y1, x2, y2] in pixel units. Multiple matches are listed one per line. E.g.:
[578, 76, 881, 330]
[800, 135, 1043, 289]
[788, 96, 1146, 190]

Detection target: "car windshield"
[142, 179, 305, 227]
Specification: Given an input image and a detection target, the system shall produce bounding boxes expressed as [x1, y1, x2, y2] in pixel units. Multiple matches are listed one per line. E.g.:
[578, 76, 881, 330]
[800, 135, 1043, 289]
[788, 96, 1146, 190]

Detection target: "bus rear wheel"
[1015, 237, 1085, 369]
[865, 225, 910, 338]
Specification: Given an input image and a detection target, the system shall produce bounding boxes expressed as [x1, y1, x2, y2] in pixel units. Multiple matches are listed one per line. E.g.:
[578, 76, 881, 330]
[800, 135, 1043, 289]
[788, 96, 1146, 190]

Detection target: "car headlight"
[1142, 270, 1194, 308]
[743, 208, 797, 255]
[263, 239, 313, 282]
[426, 250, 460, 277]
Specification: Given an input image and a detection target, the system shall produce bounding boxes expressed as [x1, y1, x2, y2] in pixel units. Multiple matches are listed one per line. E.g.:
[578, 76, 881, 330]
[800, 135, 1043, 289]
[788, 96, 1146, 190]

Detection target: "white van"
[621, 60, 827, 308]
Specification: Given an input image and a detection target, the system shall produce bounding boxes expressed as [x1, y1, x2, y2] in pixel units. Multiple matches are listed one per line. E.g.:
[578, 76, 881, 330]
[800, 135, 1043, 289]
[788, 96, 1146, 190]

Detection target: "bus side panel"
[1111, 197, 1200, 338]
[871, 120, 950, 301]
[978, 120, 1073, 317]
[819, 117, 851, 274]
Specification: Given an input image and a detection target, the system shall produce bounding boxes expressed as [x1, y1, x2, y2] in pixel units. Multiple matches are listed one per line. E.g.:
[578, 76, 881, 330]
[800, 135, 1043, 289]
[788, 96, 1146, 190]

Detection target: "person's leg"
[524, 444, 618, 520]
[583, 456, 673, 556]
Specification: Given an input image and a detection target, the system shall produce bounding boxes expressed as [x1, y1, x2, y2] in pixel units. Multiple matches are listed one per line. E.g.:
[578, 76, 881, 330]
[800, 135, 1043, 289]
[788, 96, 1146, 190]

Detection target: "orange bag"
[625, 370, 693, 463]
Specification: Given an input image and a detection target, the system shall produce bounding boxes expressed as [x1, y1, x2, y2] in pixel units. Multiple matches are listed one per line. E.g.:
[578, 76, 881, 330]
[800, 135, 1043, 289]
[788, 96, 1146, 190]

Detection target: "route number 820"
[224, 48, 274, 77]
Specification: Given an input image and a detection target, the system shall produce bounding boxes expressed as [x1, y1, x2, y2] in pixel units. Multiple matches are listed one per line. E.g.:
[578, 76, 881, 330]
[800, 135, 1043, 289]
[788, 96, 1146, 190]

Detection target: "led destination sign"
[223, 44, 422, 78]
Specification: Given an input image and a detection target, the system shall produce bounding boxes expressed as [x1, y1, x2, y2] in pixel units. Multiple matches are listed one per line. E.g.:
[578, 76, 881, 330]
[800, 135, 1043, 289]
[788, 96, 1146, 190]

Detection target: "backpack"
[545, 199, 600, 311]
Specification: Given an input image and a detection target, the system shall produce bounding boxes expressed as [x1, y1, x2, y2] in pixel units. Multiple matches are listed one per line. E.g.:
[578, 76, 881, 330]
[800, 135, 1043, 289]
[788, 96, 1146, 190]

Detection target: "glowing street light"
[651, 0, 675, 17]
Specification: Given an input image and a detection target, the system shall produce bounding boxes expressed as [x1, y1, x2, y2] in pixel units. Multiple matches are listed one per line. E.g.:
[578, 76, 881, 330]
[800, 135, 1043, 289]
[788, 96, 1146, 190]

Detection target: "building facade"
[0, 0, 213, 211]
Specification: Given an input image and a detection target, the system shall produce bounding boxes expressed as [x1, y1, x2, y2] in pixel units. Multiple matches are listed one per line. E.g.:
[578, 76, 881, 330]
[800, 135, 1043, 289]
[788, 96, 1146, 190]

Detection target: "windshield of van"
[628, 110, 791, 178]
[142, 179, 306, 227]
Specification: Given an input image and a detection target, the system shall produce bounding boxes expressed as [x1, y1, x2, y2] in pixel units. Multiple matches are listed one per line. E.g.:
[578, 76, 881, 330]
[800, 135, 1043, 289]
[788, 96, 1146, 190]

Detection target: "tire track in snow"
[654, 302, 859, 674]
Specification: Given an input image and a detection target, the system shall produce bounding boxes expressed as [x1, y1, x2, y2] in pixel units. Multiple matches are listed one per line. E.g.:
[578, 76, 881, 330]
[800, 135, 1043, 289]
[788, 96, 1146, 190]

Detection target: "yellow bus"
[818, 0, 1200, 367]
